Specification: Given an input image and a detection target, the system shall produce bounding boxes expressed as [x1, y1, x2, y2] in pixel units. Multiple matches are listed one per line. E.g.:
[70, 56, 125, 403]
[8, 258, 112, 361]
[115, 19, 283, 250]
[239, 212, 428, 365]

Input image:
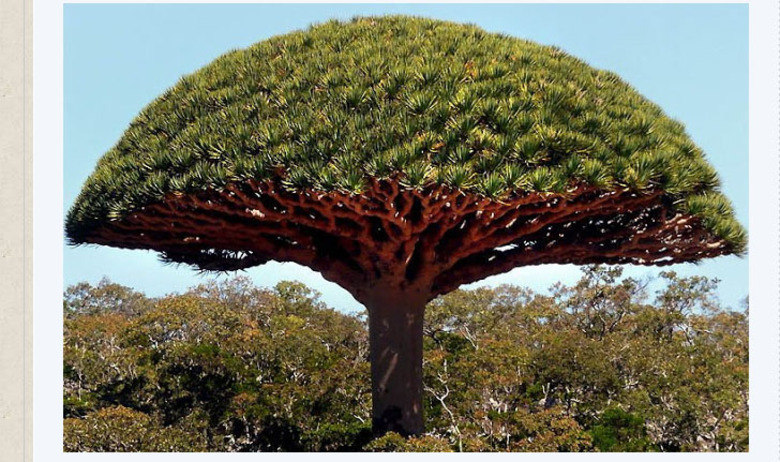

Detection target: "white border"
[33, 1, 779, 460]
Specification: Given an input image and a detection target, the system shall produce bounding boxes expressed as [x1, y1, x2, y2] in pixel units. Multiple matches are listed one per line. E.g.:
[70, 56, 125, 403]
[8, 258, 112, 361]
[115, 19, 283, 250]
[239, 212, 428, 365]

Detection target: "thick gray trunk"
[366, 291, 426, 436]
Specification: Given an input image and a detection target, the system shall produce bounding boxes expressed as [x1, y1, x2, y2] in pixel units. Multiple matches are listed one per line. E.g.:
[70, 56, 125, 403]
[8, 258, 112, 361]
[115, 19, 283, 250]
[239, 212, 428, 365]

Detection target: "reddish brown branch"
[80, 178, 731, 303]
[430, 207, 727, 297]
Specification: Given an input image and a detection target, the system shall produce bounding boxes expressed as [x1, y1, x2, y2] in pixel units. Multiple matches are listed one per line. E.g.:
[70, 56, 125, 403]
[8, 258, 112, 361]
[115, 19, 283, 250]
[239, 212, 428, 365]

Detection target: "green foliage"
[589, 408, 652, 452]
[64, 277, 371, 451]
[365, 432, 454, 452]
[66, 16, 744, 253]
[63, 268, 748, 452]
[64, 277, 152, 318]
[63, 406, 207, 452]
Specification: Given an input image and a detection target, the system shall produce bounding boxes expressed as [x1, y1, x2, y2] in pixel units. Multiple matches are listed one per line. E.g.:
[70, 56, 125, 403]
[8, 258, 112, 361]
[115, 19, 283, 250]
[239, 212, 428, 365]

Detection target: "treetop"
[66, 15, 745, 291]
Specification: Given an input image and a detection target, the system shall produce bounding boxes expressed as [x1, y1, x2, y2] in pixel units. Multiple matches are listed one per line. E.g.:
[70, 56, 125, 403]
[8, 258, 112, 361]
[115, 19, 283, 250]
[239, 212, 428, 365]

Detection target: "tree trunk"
[366, 290, 426, 436]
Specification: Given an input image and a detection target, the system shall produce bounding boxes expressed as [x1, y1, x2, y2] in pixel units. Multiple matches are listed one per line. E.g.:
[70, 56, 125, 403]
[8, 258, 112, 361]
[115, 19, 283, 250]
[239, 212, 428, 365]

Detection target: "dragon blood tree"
[67, 16, 746, 436]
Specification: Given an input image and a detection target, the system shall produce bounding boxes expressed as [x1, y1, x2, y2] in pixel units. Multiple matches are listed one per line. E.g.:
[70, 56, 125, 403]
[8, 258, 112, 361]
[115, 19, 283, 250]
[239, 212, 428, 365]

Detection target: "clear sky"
[64, 3, 748, 314]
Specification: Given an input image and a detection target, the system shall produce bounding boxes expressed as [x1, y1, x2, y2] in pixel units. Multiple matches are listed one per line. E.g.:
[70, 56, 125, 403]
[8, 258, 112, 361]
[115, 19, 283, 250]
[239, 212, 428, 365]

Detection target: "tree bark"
[366, 290, 426, 436]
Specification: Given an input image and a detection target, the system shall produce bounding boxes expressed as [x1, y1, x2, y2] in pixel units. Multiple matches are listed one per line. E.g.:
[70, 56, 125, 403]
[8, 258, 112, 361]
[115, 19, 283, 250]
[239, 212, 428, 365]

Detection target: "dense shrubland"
[63, 266, 747, 452]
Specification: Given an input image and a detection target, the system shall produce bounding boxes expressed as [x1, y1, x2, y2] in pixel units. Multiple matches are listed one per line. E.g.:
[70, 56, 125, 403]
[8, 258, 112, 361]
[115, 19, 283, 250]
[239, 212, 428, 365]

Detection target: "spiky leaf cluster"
[66, 15, 745, 252]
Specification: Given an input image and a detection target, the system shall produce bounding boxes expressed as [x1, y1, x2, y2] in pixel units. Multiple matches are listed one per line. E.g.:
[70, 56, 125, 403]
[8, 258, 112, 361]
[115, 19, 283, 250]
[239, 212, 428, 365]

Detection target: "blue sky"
[64, 3, 748, 313]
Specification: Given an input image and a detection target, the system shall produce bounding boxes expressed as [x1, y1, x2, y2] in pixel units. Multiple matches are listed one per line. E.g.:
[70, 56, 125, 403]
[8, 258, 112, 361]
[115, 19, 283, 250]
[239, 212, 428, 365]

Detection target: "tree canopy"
[63, 268, 749, 452]
[66, 15, 745, 298]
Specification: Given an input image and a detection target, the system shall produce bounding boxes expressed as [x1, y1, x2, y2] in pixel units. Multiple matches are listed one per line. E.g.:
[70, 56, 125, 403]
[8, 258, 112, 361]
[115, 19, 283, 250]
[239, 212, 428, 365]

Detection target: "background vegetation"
[63, 266, 748, 452]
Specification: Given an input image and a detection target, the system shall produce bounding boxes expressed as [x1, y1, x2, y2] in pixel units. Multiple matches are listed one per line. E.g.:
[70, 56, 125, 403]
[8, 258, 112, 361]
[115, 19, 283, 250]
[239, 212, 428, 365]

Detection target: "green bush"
[63, 268, 748, 452]
[590, 408, 652, 452]
[63, 406, 207, 452]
